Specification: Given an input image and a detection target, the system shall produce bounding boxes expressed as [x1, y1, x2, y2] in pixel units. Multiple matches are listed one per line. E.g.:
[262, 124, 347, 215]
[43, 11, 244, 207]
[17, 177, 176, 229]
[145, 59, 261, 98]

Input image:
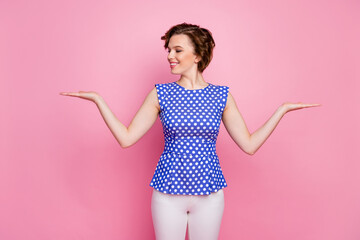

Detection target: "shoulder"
[152, 82, 173, 110]
[211, 83, 229, 91]
[143, 85, 162, 111]
[145, 86, 158, 101]
[211, 84, 230, 100]
[155, 82, 172, 88]
[154, 82, 173, 93]
[224, 90, 236, 112]
[212, 84, 231, 110]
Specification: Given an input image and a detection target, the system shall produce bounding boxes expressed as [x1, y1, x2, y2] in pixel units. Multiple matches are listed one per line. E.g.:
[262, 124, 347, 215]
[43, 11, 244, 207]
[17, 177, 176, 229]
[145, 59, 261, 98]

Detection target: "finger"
[59, 92, 81, 97]
[302, 103, 322, 107]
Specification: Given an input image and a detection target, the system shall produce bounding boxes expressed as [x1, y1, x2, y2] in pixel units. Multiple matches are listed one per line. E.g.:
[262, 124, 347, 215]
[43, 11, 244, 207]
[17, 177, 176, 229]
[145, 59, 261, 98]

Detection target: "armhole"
[155, 84, 165, 112]
[220, 86, 229, 117]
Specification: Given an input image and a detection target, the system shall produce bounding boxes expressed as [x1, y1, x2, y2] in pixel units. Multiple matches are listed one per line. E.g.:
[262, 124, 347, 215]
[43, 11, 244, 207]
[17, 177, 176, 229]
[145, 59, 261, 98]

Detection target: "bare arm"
[60, 87, 160, 148]
[222, 91, 321, 155]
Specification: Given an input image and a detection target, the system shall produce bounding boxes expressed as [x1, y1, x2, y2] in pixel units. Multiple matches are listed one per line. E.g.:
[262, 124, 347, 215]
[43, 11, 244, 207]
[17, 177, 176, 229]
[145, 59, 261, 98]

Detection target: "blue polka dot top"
[149, 81, 229, 195]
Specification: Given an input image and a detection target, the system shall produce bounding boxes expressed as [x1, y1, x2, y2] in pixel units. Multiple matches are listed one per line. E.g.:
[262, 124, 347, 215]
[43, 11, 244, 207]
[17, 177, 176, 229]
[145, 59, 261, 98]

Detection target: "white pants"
[151, 188, 225, 240]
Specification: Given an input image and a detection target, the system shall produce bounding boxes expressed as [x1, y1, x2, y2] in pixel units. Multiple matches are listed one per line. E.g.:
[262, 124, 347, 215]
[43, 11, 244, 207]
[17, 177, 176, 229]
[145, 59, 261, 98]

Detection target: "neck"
[178, 70, 206, 88]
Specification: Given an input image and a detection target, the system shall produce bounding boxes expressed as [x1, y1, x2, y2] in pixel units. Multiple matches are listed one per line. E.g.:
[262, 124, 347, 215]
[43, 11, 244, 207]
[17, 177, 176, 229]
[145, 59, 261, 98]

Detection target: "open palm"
[283, 102, 321, 113]
[59, 91, 100, 102]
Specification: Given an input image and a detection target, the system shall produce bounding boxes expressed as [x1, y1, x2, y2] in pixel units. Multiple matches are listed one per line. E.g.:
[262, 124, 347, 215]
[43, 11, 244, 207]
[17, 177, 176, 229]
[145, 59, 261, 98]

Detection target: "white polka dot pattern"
[149, 81, 229, 195]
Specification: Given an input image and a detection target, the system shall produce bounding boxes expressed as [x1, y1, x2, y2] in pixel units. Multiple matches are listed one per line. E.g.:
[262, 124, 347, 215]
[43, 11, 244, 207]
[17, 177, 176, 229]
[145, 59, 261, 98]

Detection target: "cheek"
[181, 53, 195, 63]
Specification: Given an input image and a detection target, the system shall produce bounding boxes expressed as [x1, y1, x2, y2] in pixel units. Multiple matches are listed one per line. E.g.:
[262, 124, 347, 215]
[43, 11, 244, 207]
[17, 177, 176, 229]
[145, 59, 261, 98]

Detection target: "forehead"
[168, 34, 192, 48]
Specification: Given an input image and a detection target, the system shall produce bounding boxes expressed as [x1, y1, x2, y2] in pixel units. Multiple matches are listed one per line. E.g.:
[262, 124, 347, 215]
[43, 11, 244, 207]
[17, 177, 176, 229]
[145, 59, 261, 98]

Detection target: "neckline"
[174, 81, 211, 91]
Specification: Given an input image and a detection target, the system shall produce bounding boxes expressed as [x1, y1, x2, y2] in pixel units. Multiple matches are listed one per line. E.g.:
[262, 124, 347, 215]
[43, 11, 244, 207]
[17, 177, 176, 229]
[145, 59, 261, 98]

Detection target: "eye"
[167, 49, 182, 53]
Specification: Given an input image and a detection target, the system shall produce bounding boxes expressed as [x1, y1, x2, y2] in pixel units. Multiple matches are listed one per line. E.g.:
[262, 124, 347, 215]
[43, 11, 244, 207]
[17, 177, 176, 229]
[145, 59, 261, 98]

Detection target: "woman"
[60, 23, 320, 240]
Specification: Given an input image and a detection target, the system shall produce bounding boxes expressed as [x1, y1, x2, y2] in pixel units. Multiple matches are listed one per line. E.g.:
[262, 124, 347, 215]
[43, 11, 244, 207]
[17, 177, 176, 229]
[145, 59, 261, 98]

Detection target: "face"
[167, 34, 201, 75]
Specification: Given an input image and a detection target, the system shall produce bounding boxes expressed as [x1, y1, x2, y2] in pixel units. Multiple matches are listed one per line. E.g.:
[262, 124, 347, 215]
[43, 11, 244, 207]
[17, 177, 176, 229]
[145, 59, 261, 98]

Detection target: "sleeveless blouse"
[149, 81, 229, 195]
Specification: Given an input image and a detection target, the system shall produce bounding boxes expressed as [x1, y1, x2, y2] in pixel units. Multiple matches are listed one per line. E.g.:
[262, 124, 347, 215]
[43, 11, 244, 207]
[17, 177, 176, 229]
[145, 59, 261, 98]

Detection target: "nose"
[167, 50, 175, 61]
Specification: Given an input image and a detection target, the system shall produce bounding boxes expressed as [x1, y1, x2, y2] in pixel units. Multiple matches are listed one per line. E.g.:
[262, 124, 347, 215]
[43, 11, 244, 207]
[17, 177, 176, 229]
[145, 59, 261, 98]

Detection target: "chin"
[170, 70, 181, 75]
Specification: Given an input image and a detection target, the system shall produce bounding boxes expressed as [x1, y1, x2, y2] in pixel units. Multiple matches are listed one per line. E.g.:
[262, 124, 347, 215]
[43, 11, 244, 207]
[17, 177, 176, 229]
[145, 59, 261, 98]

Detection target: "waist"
[162, 149, 217, 158]
[164, 138, 216, 156]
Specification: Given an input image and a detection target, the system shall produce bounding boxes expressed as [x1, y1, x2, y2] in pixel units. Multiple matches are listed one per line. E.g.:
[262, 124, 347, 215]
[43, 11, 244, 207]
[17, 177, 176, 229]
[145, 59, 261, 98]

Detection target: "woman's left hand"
[281, 102, 322, 113]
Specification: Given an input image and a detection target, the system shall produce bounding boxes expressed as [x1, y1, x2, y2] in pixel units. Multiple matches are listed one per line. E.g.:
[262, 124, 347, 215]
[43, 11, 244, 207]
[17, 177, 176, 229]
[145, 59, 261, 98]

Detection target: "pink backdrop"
[1, 0, 359, 239]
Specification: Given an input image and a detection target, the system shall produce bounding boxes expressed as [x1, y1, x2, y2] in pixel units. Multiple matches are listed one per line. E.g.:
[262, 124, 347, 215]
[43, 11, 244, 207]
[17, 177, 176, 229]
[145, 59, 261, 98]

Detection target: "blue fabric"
[149, 81, 229, 195]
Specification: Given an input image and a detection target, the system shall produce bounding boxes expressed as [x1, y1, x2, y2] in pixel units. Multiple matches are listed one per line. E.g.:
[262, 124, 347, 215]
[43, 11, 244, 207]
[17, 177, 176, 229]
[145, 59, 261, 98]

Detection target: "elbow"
[241, 147, 255, 156]
[245, 140, 257, 156]
[246, 150, 255, 156]
[240, 145, 256, 156]
[119, 136, 138, 148]
[120, 143, 129, 149]
[119, 140, 132, 149]
[120, 138, 138, 148]
[245, 147, 257, 156]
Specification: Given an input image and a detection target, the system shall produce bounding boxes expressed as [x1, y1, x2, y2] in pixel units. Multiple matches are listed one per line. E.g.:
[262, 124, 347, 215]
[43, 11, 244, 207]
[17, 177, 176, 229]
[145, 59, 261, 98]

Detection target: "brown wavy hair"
[161, 23, 216, 73]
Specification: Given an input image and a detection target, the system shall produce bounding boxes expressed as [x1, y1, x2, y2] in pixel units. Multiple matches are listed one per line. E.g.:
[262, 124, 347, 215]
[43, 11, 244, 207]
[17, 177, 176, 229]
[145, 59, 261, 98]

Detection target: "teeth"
[170, 63, 178, 65]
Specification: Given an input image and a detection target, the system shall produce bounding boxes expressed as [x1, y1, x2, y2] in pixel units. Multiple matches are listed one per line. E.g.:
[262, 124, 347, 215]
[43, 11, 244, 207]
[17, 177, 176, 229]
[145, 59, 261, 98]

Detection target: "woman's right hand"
[59, 91, 100, 103]
[60, 87, 160, 149]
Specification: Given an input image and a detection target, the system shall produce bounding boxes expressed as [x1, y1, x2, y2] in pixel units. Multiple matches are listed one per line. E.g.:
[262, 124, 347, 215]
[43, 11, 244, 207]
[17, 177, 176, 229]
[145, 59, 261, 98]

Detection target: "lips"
[170, 62, 178, 68]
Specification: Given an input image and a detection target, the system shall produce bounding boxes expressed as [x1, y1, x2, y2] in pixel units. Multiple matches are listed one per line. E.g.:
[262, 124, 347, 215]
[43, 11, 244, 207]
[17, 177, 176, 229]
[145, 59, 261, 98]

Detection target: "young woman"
[60, 23, 320, 240]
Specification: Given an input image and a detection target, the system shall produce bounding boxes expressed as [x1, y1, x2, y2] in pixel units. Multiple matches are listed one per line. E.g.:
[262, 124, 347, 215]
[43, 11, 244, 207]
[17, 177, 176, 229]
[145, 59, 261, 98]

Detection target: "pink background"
[1, 0, 359, 239]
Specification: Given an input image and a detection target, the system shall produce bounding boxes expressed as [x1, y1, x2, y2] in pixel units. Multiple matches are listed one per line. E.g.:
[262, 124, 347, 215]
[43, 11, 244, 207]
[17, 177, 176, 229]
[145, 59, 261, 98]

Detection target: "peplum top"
[149, 81, 229, 195]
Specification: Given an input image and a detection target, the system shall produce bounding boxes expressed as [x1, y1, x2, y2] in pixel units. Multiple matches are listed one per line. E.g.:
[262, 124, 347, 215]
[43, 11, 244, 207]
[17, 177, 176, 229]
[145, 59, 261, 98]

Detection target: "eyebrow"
[167, 45, 184, 49]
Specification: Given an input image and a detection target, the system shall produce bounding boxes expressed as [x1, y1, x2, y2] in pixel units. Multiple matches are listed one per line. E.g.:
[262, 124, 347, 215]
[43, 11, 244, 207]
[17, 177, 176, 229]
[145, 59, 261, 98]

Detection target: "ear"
[195, 55, 202, 63]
